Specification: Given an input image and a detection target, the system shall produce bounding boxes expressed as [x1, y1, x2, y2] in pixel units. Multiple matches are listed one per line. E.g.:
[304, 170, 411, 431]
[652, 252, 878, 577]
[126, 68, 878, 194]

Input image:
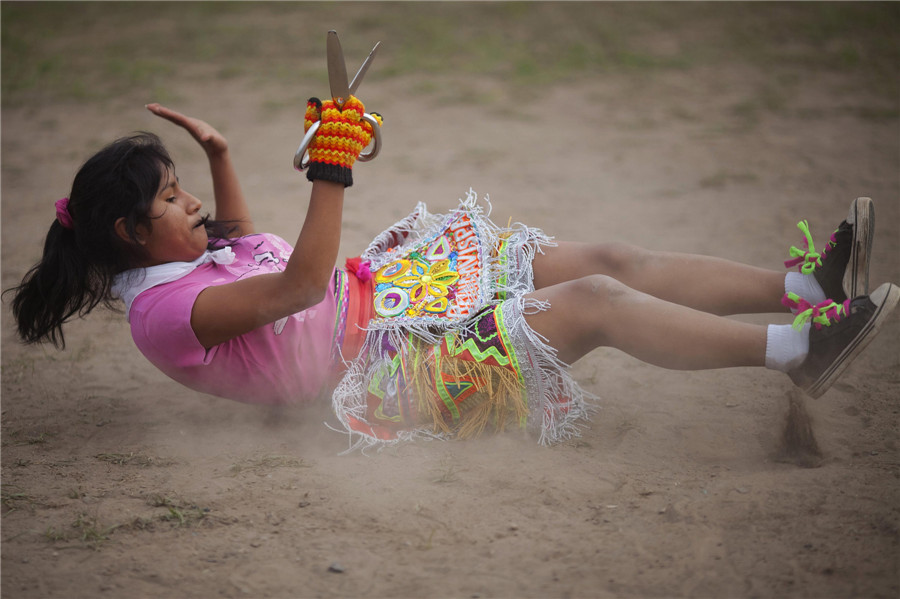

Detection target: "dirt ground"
[2, 3, 898, 598]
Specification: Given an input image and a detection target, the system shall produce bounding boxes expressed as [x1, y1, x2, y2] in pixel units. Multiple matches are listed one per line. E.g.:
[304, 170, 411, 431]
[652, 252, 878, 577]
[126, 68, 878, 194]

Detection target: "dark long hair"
[8, 133, 234, 348]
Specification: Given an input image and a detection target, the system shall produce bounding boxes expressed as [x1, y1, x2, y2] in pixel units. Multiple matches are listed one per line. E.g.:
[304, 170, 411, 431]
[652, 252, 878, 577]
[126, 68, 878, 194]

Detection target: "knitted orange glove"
[304, 95, 376, 187]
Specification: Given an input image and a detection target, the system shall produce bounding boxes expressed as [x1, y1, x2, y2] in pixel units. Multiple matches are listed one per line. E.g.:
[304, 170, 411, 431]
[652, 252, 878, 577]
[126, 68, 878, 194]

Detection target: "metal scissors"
[294, 30, 383, 171]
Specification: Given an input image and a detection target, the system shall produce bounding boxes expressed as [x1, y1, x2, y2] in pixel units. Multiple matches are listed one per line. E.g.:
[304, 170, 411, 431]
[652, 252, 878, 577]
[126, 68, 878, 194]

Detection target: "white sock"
[765, 323, 810, 372]
[785, 272, 826, 307]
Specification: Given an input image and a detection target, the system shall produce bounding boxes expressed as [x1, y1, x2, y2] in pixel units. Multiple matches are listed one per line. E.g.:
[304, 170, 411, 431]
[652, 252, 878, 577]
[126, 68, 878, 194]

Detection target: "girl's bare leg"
[532, 241, 786, 315]
[525, 275, 768, 367]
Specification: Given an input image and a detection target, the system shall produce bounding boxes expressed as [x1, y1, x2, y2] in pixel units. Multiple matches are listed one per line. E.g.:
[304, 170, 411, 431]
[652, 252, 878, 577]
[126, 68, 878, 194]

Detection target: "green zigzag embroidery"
[446, 333, 511, 367]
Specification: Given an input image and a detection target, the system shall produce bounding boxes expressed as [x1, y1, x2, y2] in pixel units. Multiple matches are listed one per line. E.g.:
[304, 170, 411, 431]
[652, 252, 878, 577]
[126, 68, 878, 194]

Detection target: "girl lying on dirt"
[10, 99, 898, 452]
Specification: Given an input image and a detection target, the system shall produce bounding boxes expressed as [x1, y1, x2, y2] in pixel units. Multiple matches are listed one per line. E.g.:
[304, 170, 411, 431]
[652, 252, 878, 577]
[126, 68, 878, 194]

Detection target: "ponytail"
[10, 219, 115, 348]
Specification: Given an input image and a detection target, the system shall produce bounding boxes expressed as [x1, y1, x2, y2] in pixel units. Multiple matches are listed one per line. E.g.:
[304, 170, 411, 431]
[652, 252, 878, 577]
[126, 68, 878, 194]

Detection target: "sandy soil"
[2, 4, 899, 598]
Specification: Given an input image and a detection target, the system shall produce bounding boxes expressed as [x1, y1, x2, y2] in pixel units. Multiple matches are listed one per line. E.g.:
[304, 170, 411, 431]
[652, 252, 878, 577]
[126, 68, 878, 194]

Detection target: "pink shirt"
[126, 234, 344, 405]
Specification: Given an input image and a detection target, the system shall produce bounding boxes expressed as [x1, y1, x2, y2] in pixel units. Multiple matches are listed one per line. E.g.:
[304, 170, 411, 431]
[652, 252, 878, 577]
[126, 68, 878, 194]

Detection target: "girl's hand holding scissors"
[303, 94, 377, 187]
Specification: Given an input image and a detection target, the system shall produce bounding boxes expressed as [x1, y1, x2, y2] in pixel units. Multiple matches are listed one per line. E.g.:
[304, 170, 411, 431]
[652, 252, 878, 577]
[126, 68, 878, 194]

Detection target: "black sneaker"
[788, 282, 899, 398]
[785, 197, 874, 302]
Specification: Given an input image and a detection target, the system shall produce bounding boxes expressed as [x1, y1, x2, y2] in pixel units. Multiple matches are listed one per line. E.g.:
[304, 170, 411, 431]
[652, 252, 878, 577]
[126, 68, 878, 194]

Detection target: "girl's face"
[137, 166, 208, 266]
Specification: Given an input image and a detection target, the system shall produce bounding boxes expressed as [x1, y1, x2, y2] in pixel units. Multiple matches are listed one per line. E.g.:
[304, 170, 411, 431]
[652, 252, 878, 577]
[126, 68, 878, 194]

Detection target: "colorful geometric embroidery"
[371, 210, 485, 326]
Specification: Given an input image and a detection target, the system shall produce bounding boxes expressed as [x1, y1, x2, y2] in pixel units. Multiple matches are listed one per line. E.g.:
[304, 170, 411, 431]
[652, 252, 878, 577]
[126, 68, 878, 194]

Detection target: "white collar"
[112, 247, 235, 322]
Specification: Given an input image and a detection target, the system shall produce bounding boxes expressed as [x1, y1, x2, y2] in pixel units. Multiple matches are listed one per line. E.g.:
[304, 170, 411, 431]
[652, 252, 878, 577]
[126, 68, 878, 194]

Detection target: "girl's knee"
[589, 242, 651, 278]
[572, 274, 631, 304]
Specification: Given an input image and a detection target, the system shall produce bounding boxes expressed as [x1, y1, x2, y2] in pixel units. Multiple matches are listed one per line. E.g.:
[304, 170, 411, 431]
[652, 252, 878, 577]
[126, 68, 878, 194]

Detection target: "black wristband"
[306, 163, 353, 187]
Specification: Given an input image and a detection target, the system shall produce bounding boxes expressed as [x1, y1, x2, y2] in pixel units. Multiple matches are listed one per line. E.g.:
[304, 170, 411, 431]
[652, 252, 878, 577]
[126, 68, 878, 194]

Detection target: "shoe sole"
[844, 197, 874, 299]
[806, 282, 899, 398]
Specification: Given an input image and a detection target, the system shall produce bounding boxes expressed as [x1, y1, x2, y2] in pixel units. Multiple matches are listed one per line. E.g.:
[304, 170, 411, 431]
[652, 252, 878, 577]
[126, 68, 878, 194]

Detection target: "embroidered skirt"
[332, 190, 593, 451]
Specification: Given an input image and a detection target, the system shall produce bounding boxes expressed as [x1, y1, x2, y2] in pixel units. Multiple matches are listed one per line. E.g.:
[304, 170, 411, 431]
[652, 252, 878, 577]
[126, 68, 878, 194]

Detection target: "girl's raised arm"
[149, 97, 375, 349]
[147, 103, 253, 236]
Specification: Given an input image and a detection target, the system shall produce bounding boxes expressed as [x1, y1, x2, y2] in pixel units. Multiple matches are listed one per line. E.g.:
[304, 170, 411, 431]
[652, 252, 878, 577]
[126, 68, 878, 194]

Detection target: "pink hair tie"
[55, 197, 74, 230]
